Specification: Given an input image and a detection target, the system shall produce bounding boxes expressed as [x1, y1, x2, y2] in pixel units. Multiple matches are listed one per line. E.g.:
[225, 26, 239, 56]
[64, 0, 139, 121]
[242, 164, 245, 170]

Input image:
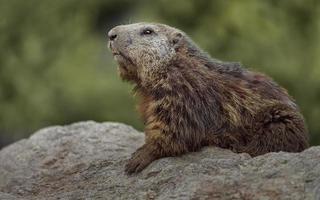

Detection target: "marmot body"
[108, 23, 309, 174]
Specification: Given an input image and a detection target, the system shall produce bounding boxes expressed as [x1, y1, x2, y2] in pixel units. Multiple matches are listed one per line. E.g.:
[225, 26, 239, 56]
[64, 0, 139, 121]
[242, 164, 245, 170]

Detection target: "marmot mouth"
[109, 42, 135, 66]
[112, 51, 135, 66]
[109, 43, 125, 59]
[112, 51, 126, 61]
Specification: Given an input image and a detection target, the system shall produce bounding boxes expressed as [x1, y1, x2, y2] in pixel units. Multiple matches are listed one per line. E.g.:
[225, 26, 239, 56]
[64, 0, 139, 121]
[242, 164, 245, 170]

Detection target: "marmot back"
[108, 22, 309, 174]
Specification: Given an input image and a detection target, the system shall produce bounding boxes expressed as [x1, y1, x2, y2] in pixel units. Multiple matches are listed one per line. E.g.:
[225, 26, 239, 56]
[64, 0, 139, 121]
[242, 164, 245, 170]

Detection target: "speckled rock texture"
[0, 121, 319, 200]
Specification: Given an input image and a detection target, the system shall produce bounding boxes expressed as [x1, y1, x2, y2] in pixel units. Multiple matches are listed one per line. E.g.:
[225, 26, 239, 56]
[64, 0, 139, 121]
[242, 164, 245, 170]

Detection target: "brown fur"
[108, 23, 309, 174]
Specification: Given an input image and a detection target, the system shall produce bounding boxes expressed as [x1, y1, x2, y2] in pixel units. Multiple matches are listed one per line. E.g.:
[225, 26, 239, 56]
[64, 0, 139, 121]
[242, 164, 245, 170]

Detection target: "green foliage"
[0, 0, 319, 146]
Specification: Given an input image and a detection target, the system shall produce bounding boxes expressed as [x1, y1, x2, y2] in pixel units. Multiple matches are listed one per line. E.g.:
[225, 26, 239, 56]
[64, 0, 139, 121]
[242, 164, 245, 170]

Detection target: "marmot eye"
[141, 28, 154, 35]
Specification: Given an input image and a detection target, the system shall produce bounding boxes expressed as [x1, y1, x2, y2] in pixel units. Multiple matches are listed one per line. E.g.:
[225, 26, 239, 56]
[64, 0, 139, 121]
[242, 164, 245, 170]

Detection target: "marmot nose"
[108, 29, 118, 41]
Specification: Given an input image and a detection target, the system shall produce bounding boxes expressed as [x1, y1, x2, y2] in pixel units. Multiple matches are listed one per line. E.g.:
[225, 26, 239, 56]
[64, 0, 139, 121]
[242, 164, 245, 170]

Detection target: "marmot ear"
[171, 32, 183, 48]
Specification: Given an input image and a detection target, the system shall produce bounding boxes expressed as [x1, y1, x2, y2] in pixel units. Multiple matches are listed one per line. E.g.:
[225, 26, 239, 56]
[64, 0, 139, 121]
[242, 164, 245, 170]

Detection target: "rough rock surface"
[0, 121, 319, 200]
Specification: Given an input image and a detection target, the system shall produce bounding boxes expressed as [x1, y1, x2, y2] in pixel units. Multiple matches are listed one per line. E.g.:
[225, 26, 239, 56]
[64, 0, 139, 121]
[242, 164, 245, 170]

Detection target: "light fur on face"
[108, 23, 181, 85]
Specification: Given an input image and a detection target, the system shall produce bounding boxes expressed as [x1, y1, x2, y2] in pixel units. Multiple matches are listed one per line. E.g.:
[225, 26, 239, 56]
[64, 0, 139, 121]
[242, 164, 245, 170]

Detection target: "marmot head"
[108, 23, 186, 84]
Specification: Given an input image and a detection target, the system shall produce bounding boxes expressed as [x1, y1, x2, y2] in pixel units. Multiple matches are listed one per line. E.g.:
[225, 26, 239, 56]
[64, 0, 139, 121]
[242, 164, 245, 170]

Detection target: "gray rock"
[0, 121, 319, 200]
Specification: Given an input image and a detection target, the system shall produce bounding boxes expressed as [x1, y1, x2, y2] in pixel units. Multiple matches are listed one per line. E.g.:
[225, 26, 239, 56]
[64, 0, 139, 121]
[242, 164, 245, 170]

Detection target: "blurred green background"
[0, 0, 319, 148]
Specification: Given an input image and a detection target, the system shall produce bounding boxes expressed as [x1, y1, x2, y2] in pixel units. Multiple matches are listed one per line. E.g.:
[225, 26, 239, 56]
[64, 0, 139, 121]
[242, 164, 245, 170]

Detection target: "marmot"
[107, 22, 309, 174]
